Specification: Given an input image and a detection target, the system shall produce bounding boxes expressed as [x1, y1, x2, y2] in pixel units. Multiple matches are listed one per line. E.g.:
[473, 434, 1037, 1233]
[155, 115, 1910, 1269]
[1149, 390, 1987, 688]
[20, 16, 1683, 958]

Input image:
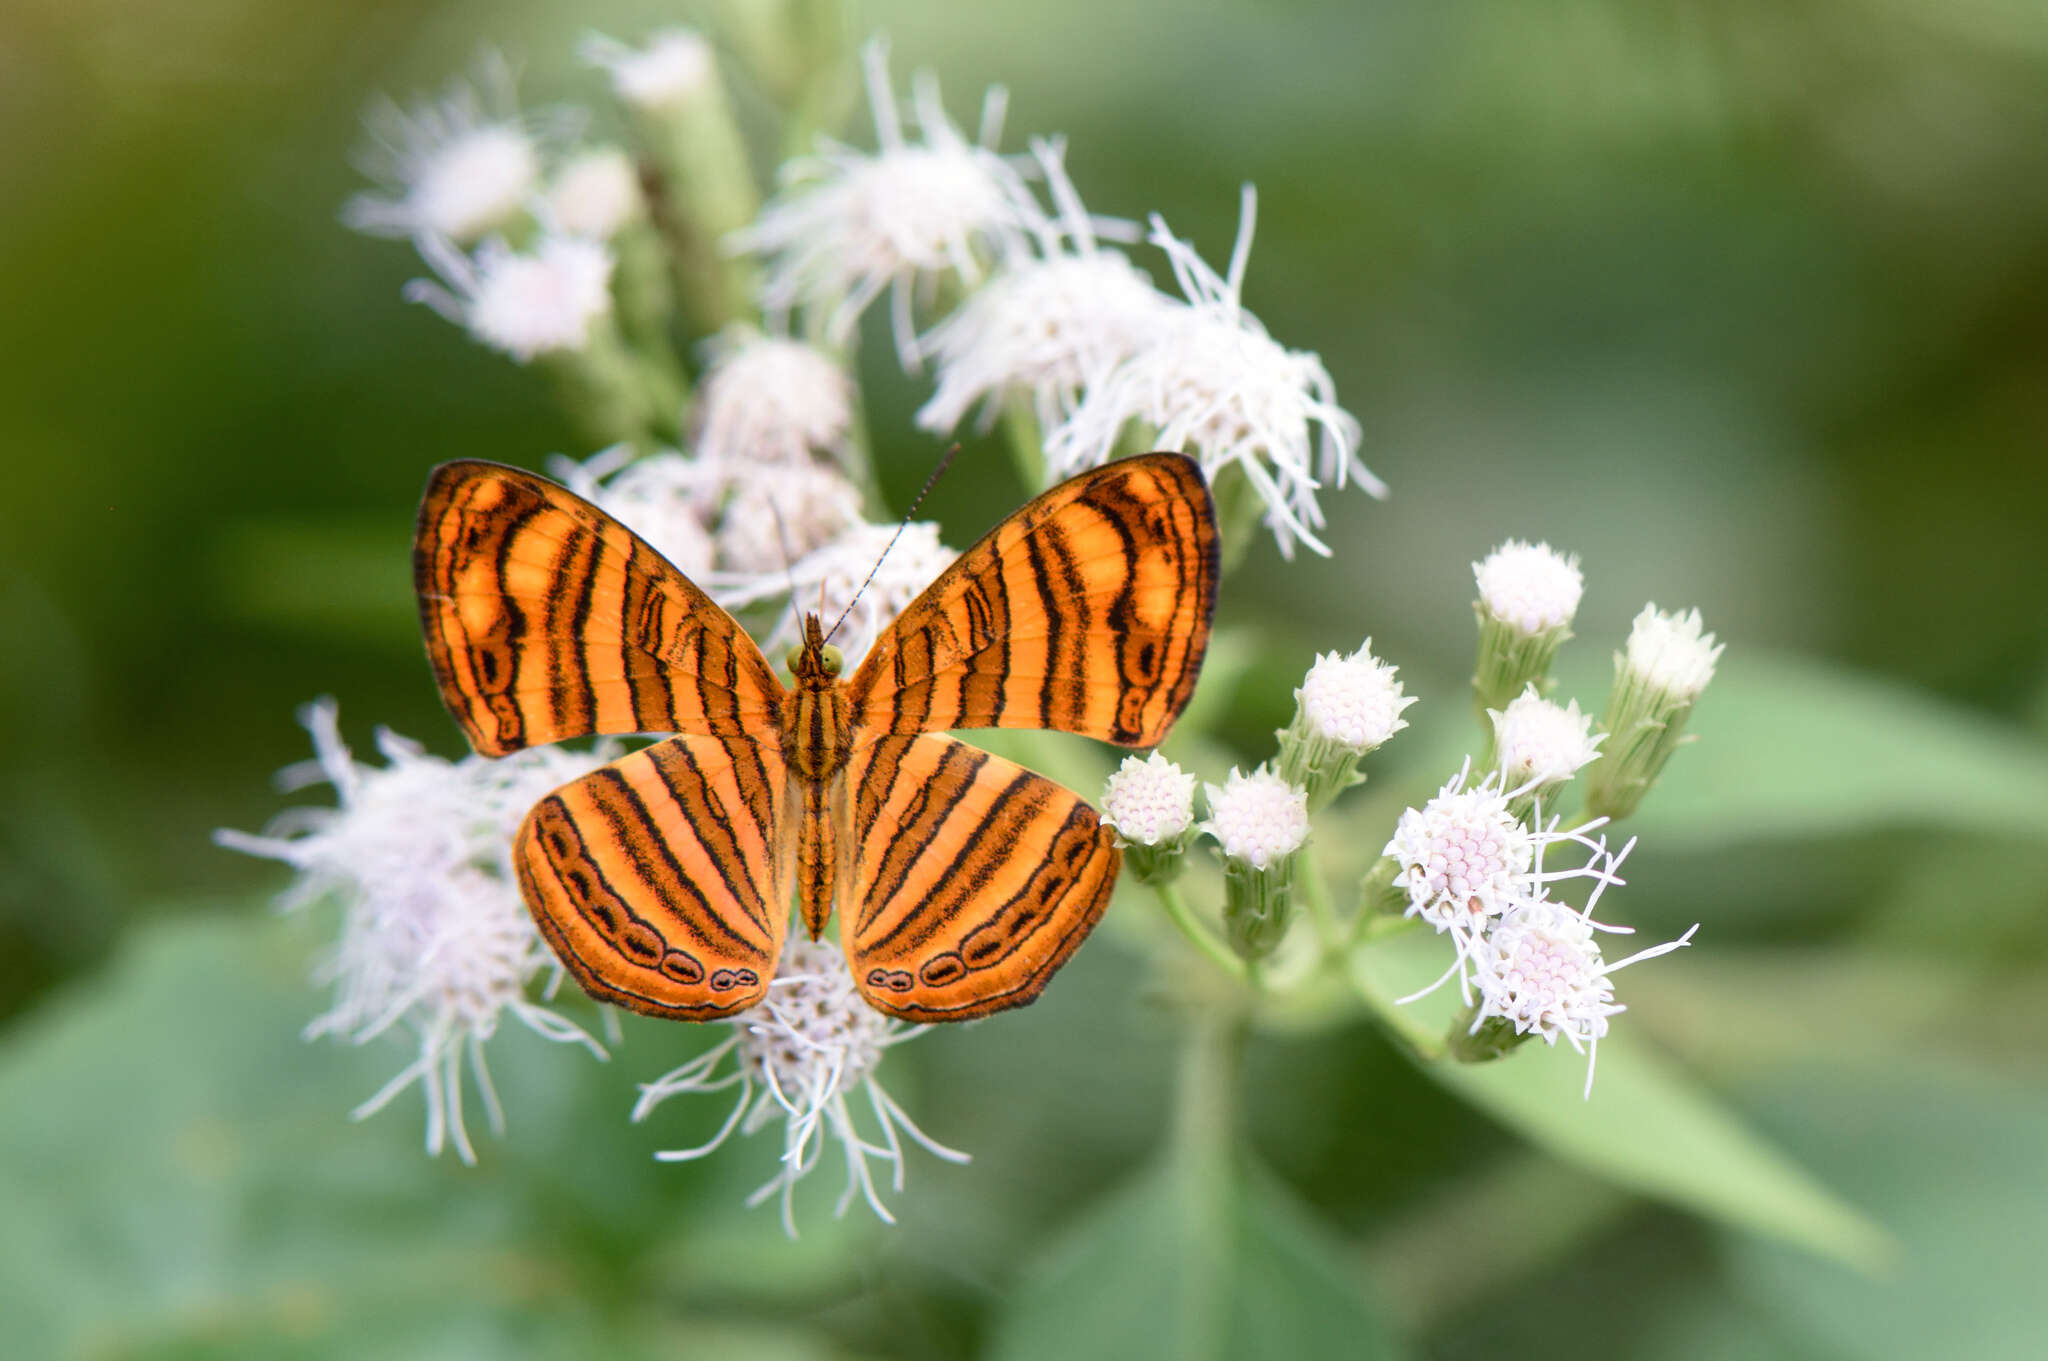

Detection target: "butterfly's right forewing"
[515, 733, 792, 1020]
[415, 460, 783, 756]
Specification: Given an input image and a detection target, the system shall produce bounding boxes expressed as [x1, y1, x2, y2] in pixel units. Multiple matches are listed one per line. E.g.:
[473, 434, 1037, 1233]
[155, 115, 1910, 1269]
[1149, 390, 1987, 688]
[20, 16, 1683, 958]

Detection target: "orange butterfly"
[413, 454, 1218, 1022]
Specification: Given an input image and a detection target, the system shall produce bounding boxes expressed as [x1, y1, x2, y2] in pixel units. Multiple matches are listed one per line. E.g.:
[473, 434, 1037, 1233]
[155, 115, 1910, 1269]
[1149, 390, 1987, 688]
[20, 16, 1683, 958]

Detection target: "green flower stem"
[1155, 880, 1249, 983]
[1300, 842, 1341, 952]
[1169, 1007, 1243, 1361]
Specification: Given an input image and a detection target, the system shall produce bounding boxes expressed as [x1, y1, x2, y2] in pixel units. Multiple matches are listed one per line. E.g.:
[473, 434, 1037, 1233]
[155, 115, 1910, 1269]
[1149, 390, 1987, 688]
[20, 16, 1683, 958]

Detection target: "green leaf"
[1348, 927, 1890, 1271]
[987, 1153, 1405, 1361]
[1592, 651, 2048, 845]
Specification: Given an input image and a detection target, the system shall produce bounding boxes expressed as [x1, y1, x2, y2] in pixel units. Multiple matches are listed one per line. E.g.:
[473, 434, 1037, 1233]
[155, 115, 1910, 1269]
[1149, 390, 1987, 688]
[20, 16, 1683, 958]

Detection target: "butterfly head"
[787, 613, 845, 686]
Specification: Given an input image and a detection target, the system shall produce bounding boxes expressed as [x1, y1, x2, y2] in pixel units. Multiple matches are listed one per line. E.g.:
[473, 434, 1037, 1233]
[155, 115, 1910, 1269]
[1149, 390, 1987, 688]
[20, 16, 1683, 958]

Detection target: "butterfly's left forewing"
[515, 733, 790, 1020]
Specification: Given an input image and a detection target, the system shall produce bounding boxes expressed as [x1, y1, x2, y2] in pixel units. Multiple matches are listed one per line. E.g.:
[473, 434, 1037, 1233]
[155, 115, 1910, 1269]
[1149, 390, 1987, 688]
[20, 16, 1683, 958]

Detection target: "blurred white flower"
[406, 233, 616, 363]
[546, 147, 645, 240]
[1200, 766, 1310, 869]
[215, 700, 609, 1162]
[713, 460, 866, 577]
[549, 446, 720, 578]
[730, 38, 1037, 369]
[1490, 687, 1603, 791]
[695, 332, 859, 469]
[1045, 187, 1380, 557]
[581, 29, 715, 113]
[724, 519, 957, 668]
[1623, 604, 1723, 702]
[1103, 752, 1199, 847]
[344, 53, 553, 245]
[918, 138, 1169, 438]
[1466, 836, 1697, 1097]
[632, 938, 965, 1235]
[1475, 541, 1584, 637]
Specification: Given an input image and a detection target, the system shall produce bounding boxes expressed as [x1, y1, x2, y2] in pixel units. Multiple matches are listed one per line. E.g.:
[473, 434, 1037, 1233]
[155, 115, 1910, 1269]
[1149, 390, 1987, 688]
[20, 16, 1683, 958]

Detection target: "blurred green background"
[3, 0, 2046, 1357]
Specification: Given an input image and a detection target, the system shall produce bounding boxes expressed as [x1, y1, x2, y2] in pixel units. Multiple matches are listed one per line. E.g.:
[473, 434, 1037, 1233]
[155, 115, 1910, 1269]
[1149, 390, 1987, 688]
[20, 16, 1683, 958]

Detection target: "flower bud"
[1275, 640, 1414, 811]
[1472, 540, 1582, 715]
[1582, 605, 1722, 822]
[1102, 753, 1199, 884]
[1487, 686, 1602, 821]
[1199, 766, 1310, 960]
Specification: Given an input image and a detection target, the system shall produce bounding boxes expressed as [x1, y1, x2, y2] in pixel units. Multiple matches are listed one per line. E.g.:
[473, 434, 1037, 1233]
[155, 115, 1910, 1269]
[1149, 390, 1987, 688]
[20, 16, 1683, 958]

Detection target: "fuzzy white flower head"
[1044, 187, 1381, 558]
[1467, 837, 1697, 1096]
[729, 520, 957, 669]
[1103, 753, 1199, 847]
[547, 147, 645, 240]
[696, 333, 858, 468]
[1624, 604, 1723, 702]
[344, 53, 548, 244]
[730, 38, 1036, 370]
[1298, 640, 1415, 753]
[632, 938, 966, 1235]
[713, 460, 867, 577]
[1200, 766, 1310, 869]
[406, 233, 615, 363]
[582, 29, 715, 113]
[1475, 541, 1584, 636]
[1490, 687, 1603, 788]
[550, 447, 720, 578]
[918, 138, 1169, 437]
[215, 701, 607, 1162]
[1383, 762, 1536, 939]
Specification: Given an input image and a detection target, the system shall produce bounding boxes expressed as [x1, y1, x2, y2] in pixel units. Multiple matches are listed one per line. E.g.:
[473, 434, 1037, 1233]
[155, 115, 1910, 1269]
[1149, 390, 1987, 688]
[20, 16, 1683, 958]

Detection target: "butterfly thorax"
[783, 614, 853, 939]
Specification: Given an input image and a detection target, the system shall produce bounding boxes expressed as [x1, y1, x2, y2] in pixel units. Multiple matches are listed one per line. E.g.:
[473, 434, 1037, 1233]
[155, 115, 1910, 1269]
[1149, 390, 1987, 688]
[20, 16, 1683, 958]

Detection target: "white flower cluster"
[1384, 762, 1694, 1095]
[1200, 766, 1311, 869]
[215, 700, 609, 1161]
[631, 939, 964, 1235]
[1102, 752, 1199, 848]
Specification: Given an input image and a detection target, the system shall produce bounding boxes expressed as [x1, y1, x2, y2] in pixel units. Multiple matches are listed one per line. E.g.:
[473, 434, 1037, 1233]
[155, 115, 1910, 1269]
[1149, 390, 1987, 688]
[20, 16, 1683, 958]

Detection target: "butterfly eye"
[820, 645, 844, 677]
[785, 645, 805, 675]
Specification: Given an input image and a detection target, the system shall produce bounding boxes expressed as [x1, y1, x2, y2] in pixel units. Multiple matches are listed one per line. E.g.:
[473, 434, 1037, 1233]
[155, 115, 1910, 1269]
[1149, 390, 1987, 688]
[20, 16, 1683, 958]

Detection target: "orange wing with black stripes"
[414, 460, 783, 757]
[846, 452, 1218, 748]
[513, 733, 790, 1019]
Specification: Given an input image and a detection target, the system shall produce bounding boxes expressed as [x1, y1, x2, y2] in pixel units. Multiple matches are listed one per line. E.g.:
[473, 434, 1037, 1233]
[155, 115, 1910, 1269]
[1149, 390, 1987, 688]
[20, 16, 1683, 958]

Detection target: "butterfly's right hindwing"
[514, 734, 791, 1020]
[415, 460, 783, 756]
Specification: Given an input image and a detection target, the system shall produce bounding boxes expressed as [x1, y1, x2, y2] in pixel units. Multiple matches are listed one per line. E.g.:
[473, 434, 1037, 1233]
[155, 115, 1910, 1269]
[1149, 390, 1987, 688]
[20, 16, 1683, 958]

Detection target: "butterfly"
[413, 453, 1218, 1023]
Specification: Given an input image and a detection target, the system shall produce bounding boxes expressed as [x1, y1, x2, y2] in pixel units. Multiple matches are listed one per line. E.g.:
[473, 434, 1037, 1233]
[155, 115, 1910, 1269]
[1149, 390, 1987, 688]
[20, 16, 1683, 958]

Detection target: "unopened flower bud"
[1582, 605, 1722, 822]
[1487, 686, 1602, 821]
[1472, 540, 1583, 714]
[1102, 753, 1198, 884]
[1276, 640, 1414, 810]
[1200, 766, 1309, 960]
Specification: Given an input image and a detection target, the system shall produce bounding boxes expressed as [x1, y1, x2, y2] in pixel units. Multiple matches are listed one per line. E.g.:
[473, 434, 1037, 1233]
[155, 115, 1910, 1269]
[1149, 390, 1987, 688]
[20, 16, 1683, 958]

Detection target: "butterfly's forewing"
[846, 453, 1219, 747]
[514, 734, 791, 1019]
[839, 733, 1120, 1021]
[416, 461, 784, 757]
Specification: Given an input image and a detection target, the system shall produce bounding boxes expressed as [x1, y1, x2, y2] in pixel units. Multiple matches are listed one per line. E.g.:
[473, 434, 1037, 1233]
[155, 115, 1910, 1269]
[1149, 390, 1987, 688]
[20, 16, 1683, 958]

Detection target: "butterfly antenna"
[826, 443, 962, 646]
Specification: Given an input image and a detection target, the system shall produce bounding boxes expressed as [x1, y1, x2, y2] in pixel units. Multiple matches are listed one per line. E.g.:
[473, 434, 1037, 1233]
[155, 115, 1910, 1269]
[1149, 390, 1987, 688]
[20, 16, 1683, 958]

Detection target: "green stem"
[1170, 1008, 1241, 1361]
[1300, 842, 1340, 953]
[1156, 881, 1249, 982]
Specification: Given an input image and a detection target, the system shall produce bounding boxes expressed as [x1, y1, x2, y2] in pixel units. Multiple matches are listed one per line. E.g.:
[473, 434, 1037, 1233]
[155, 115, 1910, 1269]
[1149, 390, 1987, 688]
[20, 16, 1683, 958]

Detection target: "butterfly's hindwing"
[840, 733, 1120, 1022]
[847, 453, 1220, 747]
[514, 734, 790, 1019]
[415, 461, 783, 756]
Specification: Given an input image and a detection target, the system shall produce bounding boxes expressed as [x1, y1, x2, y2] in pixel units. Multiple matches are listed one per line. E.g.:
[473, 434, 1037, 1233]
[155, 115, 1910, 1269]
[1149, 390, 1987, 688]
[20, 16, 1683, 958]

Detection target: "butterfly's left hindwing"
[415, 461, 783, 757]
[515, 734, 790, 1020]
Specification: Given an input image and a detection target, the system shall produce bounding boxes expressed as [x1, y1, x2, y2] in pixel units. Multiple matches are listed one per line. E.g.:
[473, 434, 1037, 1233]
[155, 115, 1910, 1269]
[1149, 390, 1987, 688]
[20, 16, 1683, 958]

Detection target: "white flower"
[1044, 186, 1381, 558]
[917, 139, 1169, 438]
[631, 938, 966, 1235]
[550, 447, 720, 578]
[406, 234, 616, 363]
[1103, 753, 1198, 847]
[344, 53, 550, 244]
[1298, 641, 1415, 752]
[1383, 763, 1537, 941]
[730, 38, 1037, 369]
[546, 147, 645, 240]
[1475, 541, 1583, 636]
[725, 519, 958, 669]
[1467, 836, 1697, 1096]
[695, 333, 859, 468]
[1490, 687, 1603, 788]
[1623, 604, 1723, 702]
[582, 29, 715, 114]
[713, 460, 866, 577]
[215, 700, 608, 1162]
[1200, 766, 1310, 869]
